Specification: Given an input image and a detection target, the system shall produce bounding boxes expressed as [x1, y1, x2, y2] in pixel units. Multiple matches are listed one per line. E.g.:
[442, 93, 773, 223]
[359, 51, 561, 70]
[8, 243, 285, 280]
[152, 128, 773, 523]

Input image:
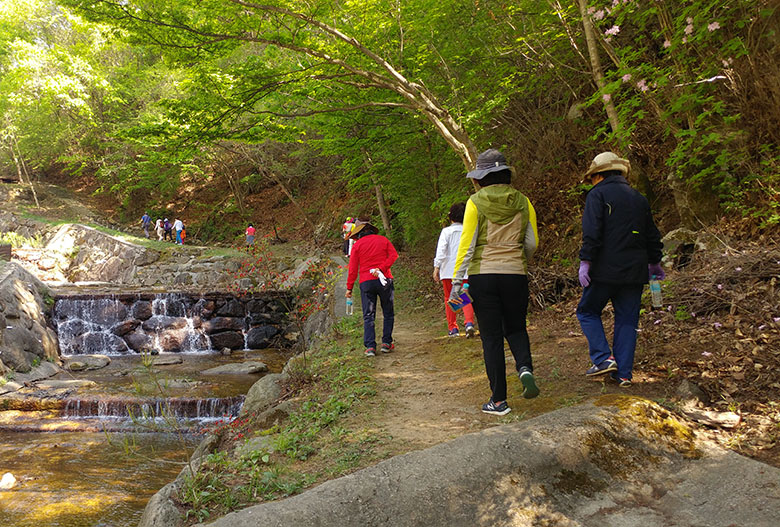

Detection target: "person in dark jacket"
[576, 152, 664, 387]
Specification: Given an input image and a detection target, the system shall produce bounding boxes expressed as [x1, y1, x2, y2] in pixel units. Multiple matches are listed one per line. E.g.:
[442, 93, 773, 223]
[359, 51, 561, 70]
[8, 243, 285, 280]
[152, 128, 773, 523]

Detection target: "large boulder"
[240, 373, 285, 417]
[203, 317, 244, 335]
[0, 262, 59, 372]
[209, 331, 244, 350]
[246, 325, 279, 349]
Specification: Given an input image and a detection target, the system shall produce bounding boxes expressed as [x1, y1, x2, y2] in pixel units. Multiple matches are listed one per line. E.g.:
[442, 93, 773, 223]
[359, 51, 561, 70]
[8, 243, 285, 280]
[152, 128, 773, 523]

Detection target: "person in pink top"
[245, 223, 256, 245]
[345, 219, 398, 357]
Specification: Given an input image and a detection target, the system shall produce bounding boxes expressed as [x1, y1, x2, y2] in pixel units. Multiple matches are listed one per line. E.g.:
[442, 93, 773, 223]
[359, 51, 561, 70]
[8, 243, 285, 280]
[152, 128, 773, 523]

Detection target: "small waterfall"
[53, 292, 282, 356]
[62, 396, 245, 419]
[54, 293, 215, 355]
[54, 296, 131, 355]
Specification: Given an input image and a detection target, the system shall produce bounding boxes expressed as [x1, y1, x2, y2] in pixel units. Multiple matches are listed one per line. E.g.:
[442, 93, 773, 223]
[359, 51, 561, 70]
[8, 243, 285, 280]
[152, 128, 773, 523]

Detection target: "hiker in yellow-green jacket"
[450, 149, 540, 416]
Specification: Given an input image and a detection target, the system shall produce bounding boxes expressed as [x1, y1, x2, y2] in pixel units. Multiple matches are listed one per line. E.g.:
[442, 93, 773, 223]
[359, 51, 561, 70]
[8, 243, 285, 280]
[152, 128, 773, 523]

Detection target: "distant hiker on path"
[163, 218, 173, 241]
[342, 216, 355, 256]
[173, 218, 184, 245]
[345, 219, 398, 357]
[141, 212, 151, 238]
[245, 223, 256, 245]
[451, 149, 540, 416]
[154, 218, 164, 240]
[433, 202, 476, 338]
[577, 152, 664, 387]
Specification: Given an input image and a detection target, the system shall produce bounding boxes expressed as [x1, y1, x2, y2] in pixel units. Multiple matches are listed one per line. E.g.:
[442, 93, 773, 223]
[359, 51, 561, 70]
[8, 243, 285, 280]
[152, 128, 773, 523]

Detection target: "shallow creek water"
[0, 349, 289, 526]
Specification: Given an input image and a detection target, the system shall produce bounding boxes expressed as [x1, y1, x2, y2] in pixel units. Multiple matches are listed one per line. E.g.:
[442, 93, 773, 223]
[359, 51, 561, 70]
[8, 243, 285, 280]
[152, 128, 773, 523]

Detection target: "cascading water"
[54, 296, 132, 355]
[54, 293, 218, 355]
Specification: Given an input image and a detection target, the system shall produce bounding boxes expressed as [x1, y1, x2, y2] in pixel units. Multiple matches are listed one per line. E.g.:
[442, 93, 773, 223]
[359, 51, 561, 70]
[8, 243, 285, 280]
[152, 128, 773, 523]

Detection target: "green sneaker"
[519, 368, 539, 399]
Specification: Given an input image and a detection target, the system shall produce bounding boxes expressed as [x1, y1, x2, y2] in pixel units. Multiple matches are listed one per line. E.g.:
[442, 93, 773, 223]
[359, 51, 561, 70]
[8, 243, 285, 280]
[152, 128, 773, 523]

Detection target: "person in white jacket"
[433, 202, 476, 337]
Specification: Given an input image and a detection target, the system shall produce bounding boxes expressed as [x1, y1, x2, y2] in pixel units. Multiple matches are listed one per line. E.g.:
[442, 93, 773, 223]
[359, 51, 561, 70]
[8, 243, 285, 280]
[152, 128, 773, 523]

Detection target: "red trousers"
[441, 279, 475, 331]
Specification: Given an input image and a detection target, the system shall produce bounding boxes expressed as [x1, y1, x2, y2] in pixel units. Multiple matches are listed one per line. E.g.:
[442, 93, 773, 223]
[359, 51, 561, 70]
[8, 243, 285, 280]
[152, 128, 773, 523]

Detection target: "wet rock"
[192, 299, 215, 318]
[209, 331, 244, 350]
[159, 329, 188, 352]
[112, 319, 140, 336]
[123, 329, 151, 352]
[142, 315, 187, 332]
[131, 301, 153, 320]
[203, 317, 244, 334]
[246, 325, 279, 349]
[35, 379, 97, 389]
[152, 355, 183, 366]
[201, 361, 268, 375]
[216, 299, 245, 318]
[220, 347, 232, 356]
[246, 298, 266, 314]
[73, 332, 129, 355]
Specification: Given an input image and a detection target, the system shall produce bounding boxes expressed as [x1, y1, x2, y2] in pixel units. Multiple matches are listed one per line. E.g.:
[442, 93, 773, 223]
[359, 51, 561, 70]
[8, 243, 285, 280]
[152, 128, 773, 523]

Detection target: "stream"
[0, 292, 291, 527]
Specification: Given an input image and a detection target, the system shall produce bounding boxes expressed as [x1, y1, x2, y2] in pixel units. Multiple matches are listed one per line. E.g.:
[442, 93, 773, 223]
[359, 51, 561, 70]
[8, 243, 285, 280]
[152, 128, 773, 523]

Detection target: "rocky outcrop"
[0, 262, 59, 372]
[198, 397, 780, 527]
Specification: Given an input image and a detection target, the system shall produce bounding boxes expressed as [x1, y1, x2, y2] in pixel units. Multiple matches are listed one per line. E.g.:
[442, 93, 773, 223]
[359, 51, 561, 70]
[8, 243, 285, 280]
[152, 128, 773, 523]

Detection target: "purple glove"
[578, 261, 591, 288]
[648, 262, 665, 280]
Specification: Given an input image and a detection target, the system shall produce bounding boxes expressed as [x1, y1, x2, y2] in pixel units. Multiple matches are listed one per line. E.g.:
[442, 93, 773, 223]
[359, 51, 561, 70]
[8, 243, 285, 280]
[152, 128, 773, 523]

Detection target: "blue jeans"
[176, 230, 182, 244]
[576, 282, 643, 380]
[359, 279, 394, 349]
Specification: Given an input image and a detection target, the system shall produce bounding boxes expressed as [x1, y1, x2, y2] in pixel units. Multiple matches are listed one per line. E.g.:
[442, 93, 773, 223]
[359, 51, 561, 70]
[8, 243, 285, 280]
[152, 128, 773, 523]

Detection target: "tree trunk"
[9, 136, 40, 208]
[373, 180, 392, 234]
[576, 0, 622, 140]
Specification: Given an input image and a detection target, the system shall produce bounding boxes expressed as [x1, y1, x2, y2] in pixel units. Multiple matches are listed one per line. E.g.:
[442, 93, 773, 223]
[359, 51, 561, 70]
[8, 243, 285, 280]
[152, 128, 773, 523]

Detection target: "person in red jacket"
[345, 220, 398, 357]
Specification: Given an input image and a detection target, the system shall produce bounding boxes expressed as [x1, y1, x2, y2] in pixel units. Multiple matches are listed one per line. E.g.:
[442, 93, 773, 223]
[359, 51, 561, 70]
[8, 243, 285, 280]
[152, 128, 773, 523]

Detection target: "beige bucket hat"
[348, 219, 379, 239]
[583, 152, 631, 182]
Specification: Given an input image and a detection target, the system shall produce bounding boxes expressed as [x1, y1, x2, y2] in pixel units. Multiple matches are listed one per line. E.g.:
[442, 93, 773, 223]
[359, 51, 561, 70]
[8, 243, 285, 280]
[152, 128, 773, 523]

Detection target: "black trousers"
[468, 273, 532, 403]
[359, 279, 394, 349]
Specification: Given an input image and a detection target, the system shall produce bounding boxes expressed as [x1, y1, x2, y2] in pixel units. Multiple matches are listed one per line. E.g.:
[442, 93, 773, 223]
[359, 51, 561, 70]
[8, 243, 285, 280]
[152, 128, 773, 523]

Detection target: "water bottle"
[649, 276, 663, 308]
[345, 297, 354, 316]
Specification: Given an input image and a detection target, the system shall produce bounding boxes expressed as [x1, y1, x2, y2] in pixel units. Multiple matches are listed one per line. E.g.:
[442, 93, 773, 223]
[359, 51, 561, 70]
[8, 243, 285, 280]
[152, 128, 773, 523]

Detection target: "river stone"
[159, 329, 189, 352]
[209, 331, 244, 350]
[201, 361, 267, 375]
[240, 373, 284, 417]
[152, 355, 183, 366]
[203, 317, 244, 334]
[142, 315, 187, 332]
[192, 299, 215, 318]
[246, 325, 279, 349]
[0, 472, 16, 490]
[111, 319, 140, 336]
[216, 299, 244, 318]
[73, 332, 129, 355]
[131, 301, 153, 320]
[35, 379, 97, 389]
[124, 329, 151, 352]
[246, 298, 266, 314]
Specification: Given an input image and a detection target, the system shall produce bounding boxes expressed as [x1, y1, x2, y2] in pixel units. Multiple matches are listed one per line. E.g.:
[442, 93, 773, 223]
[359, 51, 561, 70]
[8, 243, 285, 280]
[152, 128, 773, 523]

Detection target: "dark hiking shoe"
[482, 400, 511, 416]
[585, 358, 618, 377]
[380, 342, 394, 353]
[611, 373, 632, 387]
[364, 347, 376, 357]
[465, 323, 476, 338]
[519, 368, 540, 399]
[448, 328, 460, 337]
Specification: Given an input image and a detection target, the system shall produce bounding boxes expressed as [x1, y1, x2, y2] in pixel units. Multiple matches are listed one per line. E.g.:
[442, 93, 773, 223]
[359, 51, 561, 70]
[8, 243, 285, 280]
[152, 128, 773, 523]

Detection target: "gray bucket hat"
[467, 149, 511, 180]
